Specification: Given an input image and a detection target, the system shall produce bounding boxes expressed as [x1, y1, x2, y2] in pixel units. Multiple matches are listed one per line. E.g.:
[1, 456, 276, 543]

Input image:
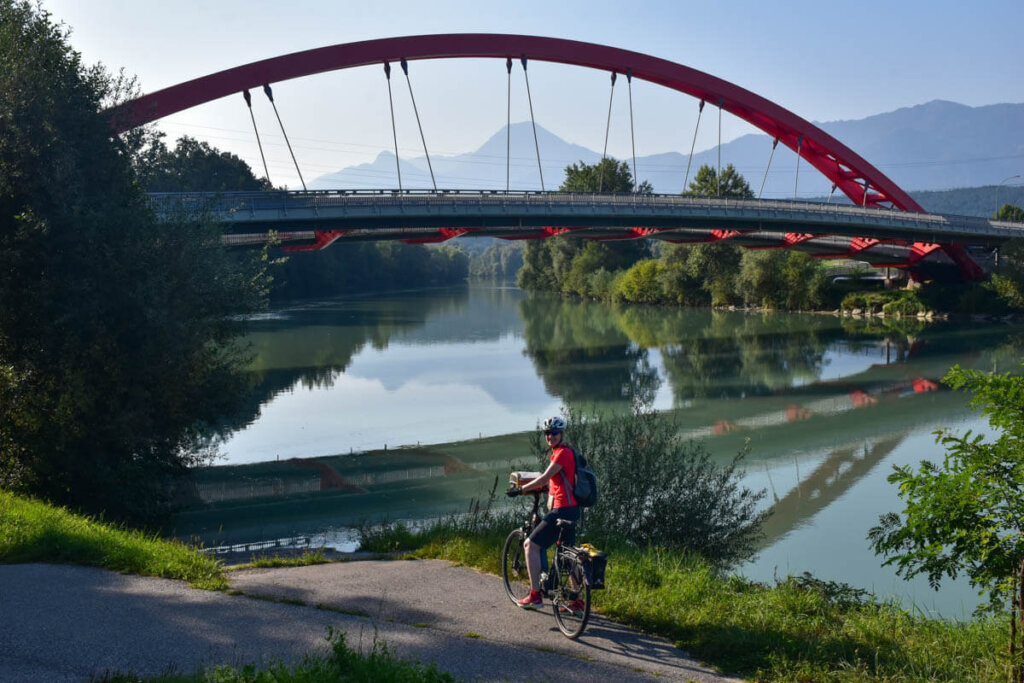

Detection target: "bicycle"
[501, 489, 595, 639]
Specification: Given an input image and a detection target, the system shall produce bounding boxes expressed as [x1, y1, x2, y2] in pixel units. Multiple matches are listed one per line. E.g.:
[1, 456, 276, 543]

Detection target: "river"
[174, 283, 1024, 618]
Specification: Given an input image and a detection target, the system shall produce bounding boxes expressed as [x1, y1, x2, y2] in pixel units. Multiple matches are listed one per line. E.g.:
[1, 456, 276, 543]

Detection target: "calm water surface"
[190, 284, 1024, 617]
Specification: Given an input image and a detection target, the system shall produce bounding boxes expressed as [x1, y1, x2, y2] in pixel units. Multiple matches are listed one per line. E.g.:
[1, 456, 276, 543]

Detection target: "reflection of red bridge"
[708, 375, 941, 437]
[105, 34, 1018, 282]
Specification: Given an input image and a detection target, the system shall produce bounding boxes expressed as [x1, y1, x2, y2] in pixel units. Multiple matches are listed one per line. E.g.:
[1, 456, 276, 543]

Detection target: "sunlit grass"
[368, 519, 1010, 682]
[0, 490, 226, 590]
[227, 549, 330, 570]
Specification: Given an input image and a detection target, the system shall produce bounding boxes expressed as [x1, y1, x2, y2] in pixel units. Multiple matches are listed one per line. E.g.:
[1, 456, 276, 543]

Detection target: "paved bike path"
[0, 560, 742, 682]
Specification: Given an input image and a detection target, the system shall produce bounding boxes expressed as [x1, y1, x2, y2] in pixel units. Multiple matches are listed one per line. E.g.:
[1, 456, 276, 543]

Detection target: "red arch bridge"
[108, 34, 1024, 281]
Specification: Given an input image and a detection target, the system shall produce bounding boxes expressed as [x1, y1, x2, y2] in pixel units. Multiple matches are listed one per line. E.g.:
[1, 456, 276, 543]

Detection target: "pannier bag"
[578, 543, 608, 590]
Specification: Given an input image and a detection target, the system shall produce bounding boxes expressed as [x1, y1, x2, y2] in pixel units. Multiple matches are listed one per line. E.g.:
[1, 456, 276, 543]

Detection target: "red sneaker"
[558, 599, 586, 615]
[516, 591, 543, 610]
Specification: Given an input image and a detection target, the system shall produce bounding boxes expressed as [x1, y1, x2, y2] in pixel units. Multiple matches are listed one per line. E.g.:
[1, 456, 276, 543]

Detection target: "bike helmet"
[542, 416, 567, 432]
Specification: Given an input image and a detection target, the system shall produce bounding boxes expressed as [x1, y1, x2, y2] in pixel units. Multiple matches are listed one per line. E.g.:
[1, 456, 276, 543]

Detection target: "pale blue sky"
[43, 0, 1024, 189]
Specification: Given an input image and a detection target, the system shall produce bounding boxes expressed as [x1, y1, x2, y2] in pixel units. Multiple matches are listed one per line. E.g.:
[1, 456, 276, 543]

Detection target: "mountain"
[310, 101, 1024, 199]
[312, 122, 600, 191]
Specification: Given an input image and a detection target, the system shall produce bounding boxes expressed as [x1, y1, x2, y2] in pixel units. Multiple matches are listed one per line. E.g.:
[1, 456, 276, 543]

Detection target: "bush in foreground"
[551, 402, 768, 568]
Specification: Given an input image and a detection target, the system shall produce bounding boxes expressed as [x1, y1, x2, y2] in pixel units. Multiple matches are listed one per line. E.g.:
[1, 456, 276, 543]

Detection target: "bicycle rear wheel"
[552, 554, 591, 638]
[501, 529, 531, 604]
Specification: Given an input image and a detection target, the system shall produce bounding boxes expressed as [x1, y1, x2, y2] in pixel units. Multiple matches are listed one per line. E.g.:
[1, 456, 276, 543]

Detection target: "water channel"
[173, 283, 1024, 618]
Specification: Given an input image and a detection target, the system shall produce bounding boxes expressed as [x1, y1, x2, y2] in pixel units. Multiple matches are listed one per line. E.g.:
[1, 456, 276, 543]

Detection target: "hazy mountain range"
[311, 100, 1024, 199]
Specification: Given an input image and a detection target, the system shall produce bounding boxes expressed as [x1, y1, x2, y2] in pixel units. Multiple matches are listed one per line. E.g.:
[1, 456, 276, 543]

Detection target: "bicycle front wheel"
[552, 555, 591, 638]
[501, 529, 531, 604]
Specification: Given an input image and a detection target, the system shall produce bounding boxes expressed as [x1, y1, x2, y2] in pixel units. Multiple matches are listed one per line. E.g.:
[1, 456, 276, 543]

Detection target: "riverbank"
[359, 518, 1009, 682]
[2, 490, 1013, 680]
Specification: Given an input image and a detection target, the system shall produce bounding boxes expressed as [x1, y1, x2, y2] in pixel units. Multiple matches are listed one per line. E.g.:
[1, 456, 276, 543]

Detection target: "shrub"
[545, 402, 768, 568]
[617, 260, 664, 304]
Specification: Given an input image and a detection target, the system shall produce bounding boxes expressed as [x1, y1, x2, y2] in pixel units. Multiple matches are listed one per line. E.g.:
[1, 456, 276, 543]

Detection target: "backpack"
[561, 447, 598, 508]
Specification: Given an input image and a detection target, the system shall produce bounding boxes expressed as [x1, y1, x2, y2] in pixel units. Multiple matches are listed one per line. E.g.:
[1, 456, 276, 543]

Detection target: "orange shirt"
[548, 445, 577, 508]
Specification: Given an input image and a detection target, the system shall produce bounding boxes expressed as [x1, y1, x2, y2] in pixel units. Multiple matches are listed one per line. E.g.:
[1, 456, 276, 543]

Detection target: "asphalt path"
[0, 560, 743, 682]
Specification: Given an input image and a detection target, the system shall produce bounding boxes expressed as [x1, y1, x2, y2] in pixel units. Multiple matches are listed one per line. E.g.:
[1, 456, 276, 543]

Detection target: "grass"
[362, 517, 1011, 682]
[98, 628, 455, 682]
[0, 490, 227, 590]
[227, 549, 331, 570]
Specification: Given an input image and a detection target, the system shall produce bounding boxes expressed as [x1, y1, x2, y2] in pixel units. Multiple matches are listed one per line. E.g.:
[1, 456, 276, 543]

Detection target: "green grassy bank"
[359, 518, 1009, 682]
[0, 489, 227, 590]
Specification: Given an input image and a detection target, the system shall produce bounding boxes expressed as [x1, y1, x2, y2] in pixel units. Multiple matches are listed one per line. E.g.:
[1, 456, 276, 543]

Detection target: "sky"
[42, 0, 1024, 190]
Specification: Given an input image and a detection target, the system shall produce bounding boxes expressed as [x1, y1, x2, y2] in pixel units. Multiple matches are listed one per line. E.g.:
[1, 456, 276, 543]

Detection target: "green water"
[176, 283, 1024, 617]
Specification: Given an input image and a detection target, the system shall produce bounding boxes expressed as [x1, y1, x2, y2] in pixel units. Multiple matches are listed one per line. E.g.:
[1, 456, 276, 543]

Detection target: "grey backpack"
[561, 448, 598, 508]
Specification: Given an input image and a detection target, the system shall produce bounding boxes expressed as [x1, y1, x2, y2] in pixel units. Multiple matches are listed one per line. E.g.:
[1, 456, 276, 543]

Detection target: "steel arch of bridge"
[105, 33, 982, 279]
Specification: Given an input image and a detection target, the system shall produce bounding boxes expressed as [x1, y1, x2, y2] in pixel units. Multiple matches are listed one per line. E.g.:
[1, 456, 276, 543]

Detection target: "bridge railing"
[146, 190, 1023, 239]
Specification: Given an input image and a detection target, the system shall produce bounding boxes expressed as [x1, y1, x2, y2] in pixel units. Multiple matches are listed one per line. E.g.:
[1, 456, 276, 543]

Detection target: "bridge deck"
[152, 190, 1023, 246]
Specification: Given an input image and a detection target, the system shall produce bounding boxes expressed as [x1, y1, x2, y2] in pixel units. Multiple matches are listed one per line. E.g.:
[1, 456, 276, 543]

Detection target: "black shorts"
[528, 506, 579, 550]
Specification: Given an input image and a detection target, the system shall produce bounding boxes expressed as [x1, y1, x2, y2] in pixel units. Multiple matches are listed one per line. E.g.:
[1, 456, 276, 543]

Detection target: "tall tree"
[0, 1, 267, 524]
[996, 204, 1024, 223]
[870, 365, 1024, 682]
[686, 163, 754, 198]
[141, 136, 272, 192]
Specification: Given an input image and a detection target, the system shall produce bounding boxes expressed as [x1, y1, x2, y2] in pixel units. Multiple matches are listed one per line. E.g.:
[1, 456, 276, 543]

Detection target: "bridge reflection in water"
[171, 286, 1022, 611]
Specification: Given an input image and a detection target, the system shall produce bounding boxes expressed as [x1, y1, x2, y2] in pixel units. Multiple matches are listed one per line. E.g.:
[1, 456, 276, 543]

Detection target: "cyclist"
[506, 416, 582, 611]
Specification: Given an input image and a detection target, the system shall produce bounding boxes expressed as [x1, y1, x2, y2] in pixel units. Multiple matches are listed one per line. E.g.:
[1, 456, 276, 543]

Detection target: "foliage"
[780, 251, 829, 309]
[996, 204, 1024, 223]
[685, 163, 755, 198]
[869, 365, 1024, 677]
[841, 290, 930, 315]
[736, 250, 787, 308]
[518, 162, 837, 311]
[658, 242, 742, 306]
[0, 1, 268, 523]
[615, 259, 664, 304]
[987, 238, 1024, 310]
[270, 242, 469, 302]
[518, 158, 651, 294]
[0, 490, 226, 590]
[551, 401, 768, 568]
[561, 157, 653, 194]
[467, 240, 523, 280]
[140, 135, 272, 192]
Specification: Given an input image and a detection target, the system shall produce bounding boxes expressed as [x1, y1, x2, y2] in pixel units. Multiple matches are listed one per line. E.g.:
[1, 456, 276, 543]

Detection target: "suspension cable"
[599, 71, 616, 193]
[758, 138, 779, 199]
[793, 135, 803, 199]
[826, 182, 837, 204]
[400, 59, 436, 191]
[862, 181, 870, 207]
[242, 89, 271, 186]
[627, 70, 637, 194]
[717, 98, 723, 196]
[262, 84, 307, 192]
[506, 57, 512, 193]
[520, 56, 545, 192]
[682, 99, 705, 194]
[383, 62, 402, 191]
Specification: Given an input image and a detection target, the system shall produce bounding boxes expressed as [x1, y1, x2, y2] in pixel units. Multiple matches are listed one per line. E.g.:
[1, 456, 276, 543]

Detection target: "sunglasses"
[543, 429, 561, 436]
